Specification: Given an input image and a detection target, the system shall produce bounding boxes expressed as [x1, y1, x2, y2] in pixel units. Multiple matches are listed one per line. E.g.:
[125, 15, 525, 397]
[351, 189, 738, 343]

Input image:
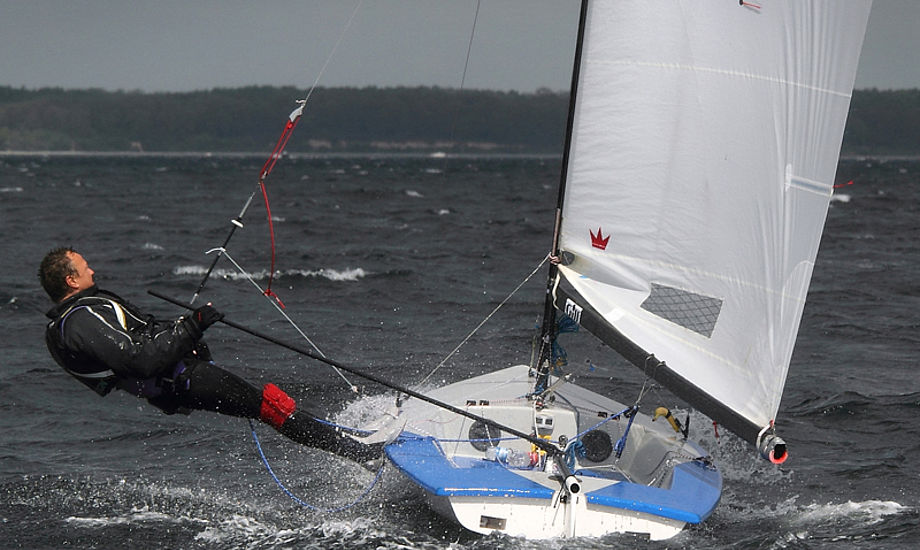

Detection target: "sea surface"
[1, 154, 917, 549]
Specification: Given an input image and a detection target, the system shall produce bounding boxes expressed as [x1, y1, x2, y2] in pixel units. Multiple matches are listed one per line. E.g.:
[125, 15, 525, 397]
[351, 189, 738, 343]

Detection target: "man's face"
[66, 252, 95, 293]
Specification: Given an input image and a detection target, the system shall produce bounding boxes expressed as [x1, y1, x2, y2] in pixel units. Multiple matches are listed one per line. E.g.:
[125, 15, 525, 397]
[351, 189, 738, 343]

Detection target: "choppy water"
[1, 154, 917, 548]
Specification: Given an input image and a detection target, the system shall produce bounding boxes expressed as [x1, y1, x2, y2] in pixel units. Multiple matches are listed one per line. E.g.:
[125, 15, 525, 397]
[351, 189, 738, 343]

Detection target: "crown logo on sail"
[590, 227, 610, 250]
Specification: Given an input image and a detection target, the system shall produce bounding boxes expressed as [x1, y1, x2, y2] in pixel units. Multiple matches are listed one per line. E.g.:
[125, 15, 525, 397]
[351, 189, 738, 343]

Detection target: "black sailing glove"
[193, 304, 223, 330]
[183, 304, 224, 338]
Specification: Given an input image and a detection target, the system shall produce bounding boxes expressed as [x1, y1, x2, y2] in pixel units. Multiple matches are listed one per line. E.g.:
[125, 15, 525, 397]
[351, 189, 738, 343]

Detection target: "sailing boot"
[259, 383, 385, 464]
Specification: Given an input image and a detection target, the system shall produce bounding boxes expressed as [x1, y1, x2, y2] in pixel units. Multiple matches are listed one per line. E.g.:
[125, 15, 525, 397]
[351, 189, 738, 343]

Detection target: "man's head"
[39, 247, 95, 303]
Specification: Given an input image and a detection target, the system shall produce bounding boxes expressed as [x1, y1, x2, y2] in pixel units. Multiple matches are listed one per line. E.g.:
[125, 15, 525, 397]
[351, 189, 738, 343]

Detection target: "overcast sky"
[1, 1, 917, 93]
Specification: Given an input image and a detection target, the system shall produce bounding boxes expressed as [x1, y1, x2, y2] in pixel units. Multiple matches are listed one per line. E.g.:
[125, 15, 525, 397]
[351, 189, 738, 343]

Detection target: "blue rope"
[573, 405, 633, 441]
[249, 419, 385, 512]
[614, 407, 638, 459]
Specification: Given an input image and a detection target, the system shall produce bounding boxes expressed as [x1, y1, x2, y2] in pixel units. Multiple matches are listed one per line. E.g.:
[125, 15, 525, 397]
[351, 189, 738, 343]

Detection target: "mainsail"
[551, 1, 872, 447]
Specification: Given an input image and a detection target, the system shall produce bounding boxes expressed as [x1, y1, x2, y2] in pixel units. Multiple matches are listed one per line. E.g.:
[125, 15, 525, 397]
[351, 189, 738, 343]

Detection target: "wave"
[23, 472, 916, 550]
[714, 495, 912, 547]
[66, 507, 197, 528]
[193, 515, 387, 548]
[26, 473, 401, 547]
[172, 265, 369, 282]
[792, 499, 906, 527]
[787, 390, 920, 419]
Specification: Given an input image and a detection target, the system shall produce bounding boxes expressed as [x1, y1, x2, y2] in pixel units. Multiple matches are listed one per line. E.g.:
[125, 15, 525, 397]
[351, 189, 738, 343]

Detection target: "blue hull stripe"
[386, 435, 555, 499]
[386, 435, 722, 523]
[584, 461, 722, 523]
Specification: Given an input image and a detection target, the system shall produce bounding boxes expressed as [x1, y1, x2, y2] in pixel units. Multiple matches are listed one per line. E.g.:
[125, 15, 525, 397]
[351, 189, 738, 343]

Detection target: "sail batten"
[554, 1, 872, 443]
[595, 59, 858, 98]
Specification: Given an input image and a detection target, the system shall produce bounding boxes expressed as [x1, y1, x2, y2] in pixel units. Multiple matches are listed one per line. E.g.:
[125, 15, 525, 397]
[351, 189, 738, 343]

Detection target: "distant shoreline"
[5, 86, 918, 156]
[1, 150, 916, 162]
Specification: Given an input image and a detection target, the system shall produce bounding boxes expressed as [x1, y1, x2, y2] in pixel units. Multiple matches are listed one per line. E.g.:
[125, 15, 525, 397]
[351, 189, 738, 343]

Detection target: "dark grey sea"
[1, 154, 917, 548]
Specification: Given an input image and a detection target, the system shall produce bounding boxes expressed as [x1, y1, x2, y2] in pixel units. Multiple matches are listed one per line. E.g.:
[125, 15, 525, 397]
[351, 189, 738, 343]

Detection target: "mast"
[534, 0, 590, 394]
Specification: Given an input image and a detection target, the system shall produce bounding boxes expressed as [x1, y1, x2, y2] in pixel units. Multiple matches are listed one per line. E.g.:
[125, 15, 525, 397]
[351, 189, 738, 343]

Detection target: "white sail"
[557, 1, 872, 440]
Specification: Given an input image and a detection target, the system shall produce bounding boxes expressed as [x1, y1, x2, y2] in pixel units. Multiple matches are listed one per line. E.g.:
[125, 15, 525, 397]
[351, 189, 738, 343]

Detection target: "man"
[39, 247, 381, 463]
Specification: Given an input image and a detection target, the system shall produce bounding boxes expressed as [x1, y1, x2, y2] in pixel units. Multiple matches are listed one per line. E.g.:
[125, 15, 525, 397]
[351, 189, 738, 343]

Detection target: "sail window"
[640, 283, 722, 338]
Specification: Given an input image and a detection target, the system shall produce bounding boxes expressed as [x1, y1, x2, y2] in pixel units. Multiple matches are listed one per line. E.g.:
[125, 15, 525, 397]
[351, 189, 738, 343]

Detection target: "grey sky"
[1, 1, 916, 93]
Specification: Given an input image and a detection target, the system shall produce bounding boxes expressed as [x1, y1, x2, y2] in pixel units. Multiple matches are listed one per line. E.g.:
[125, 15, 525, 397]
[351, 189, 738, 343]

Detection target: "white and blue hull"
[367, 365, 721, 540]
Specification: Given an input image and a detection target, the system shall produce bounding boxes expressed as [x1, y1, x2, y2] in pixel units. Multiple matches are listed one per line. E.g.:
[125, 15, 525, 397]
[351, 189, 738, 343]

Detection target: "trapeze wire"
[204, 247, 358, 393]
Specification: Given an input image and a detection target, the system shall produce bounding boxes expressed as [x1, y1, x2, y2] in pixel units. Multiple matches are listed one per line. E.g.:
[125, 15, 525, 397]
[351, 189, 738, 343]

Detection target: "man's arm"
[61, 304, 207, 379]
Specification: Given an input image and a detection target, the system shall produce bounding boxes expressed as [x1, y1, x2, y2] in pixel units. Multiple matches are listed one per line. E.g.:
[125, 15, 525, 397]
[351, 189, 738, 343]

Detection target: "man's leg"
[174, 362, 383, 462]
[259, 382, 384, 463]
[172, 361, 262, 417]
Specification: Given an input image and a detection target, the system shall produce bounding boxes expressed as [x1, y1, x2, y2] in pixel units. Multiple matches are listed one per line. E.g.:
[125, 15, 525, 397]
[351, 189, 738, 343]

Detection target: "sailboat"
[354, 0, 874, 541]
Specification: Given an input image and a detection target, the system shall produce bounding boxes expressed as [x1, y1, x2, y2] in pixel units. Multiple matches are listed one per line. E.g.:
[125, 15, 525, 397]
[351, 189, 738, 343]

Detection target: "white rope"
[299, 0, 364, 107]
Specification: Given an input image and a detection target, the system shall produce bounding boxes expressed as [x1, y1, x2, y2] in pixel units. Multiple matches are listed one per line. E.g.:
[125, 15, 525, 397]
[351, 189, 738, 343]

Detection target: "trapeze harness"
[46, 292, 148, 397]
[45, 290, 298, 426]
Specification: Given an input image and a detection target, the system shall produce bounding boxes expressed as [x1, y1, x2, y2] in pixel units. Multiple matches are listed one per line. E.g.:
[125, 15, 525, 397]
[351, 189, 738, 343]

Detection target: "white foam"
[65, 506, 195, 528]
[194, 514, 378, 546]
[194, 514, 272, 544]
[334, 392, 402, 431]
[172, 265, 368, 282]
[314, 267, 368, 282]
[721, 494, 909, 538]
[793, 499, 906, 526]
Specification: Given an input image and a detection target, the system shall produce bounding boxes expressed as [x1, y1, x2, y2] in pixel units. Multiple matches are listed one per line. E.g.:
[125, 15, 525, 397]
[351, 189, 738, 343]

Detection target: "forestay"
[555, 1, 872, 444]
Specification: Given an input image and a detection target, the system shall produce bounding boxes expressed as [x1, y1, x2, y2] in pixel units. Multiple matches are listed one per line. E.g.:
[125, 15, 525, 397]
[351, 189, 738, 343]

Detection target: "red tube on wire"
[257, 104, 305, 307]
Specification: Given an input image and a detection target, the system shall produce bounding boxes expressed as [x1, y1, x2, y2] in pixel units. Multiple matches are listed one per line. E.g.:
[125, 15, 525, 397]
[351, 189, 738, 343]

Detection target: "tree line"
[1, 85, 918, 155]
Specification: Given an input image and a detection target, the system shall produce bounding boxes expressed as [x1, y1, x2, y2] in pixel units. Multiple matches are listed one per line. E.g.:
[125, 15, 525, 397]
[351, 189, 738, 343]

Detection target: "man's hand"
[191, 303, 223, 332]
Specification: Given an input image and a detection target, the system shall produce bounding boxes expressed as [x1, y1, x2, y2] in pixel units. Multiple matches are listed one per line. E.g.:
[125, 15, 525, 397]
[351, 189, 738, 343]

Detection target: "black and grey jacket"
[45, 286, 202, 396]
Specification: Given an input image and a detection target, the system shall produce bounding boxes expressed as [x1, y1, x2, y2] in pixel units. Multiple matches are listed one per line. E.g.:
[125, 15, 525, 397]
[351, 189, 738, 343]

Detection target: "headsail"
[552, 1, 872, 446]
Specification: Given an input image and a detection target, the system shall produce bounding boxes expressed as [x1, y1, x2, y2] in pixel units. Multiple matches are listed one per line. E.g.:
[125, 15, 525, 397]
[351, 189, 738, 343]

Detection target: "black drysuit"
[44, 286, 380, 462]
